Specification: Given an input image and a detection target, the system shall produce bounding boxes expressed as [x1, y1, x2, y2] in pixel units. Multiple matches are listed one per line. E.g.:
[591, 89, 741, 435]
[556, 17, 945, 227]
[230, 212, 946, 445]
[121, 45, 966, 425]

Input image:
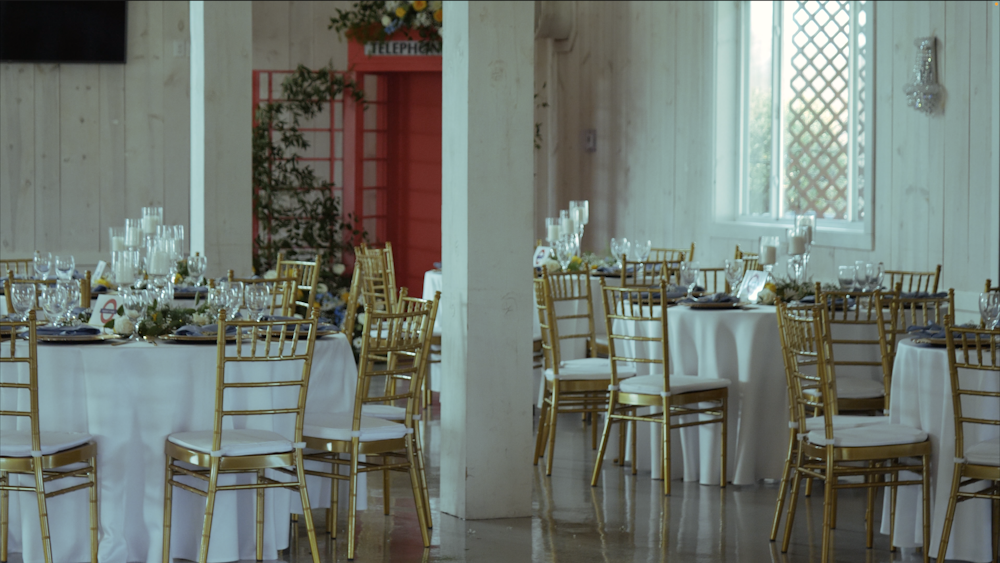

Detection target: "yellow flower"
[412, 0, 427, 11]
[340, 291, 351, 302]
[172, 273, 183, 284]
[395, 6, 407, 17]
[433, 8, 442, 22]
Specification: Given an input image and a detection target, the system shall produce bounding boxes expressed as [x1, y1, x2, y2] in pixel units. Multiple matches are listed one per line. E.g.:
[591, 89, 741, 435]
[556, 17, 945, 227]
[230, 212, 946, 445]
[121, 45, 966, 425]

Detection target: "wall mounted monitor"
[0, 1, 127, 63]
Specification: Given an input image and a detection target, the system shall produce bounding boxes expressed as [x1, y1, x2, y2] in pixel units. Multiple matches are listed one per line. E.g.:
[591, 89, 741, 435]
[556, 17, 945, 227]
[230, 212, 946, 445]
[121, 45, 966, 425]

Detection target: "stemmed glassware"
[33, 251, 52, 280]
[112, 250, 141, 291]
[245, 285, 270, 321]
[979, 292, 1000, 329]
[55, 255, 75, 281]
[207, 287, 227, 321]
[632, 239, 652, 262]
[853, 261, 885, 292]
[122, 289, 150, 339]
[680, 261, 701, 298]
[187, 253, 207, 284]
[724, 259, 744, 296]
[610, 238, 630, 268]
[553, 237, 575, 271]
[59, 280, 80, 325]
[39, 284, 69, 326]
[838, 266, 856, 290]
[10, 283, 35, 321]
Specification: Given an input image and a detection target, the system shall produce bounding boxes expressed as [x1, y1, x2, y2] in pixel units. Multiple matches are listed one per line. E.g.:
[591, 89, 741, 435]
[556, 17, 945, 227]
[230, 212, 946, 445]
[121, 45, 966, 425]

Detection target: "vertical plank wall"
[0, 1, 190, 267]
[539, 0, 998, 318]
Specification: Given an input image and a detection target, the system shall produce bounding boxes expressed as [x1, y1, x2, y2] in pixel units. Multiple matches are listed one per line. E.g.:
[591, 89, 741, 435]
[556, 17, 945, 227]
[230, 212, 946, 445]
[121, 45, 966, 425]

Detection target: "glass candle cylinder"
[141, 206, 163, 236]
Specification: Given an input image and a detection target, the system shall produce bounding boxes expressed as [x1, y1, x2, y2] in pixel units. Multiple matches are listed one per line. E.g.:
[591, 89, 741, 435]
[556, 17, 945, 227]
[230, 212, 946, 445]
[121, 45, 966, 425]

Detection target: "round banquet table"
[1, 333, 359, 563]
[880, 338, 999, 563]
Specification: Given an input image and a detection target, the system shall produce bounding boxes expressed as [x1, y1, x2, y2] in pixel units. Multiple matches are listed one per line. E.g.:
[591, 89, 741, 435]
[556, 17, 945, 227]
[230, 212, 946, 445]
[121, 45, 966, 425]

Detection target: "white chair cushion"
[619, 374, 731, 396]
[361, 404, 420, 421]
[304, 412, 409, 442]
[543, 358, 636, 381]
[802, 415, 887, 431]
[806, 423, 927, 448]
[965, 437, 1000, 466]
[804, 377, 885, 400]
[0, 431, 92, 457]
[167, 429, 292, 457]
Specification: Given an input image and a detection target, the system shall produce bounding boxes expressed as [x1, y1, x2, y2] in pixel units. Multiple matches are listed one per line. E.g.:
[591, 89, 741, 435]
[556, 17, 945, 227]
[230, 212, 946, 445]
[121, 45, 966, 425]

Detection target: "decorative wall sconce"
[903, 37, 941, 115]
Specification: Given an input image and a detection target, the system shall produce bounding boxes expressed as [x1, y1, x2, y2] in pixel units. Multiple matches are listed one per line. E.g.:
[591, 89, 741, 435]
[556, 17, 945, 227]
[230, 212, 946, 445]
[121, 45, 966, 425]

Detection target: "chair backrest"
[601, 278, 669, 389]
[776, 302, 838, 434]
[209, 307, 320, 452]
[815, 283, 886, 376]
[276, 252, 322, 317]
[881, 285, 953, 366]
[1, 311, 42, 454]
[620, 258, 668, 289]
[354, 291, 439, 428]
[698, 267, 728, 294]
[355, 243, 398, 314]
[227, 270, 298, 316]
[545, 268, 597, 358]
[341, 263, 363, 337]
[884, 264, 941, 293]
[945, 325, 999, 465]
[985, 279, 999, 293]
[650, 242, 695, 264]
[735, 245, 761, 274]
[0, 258, 32, 278]
[4, 269, 91, 312]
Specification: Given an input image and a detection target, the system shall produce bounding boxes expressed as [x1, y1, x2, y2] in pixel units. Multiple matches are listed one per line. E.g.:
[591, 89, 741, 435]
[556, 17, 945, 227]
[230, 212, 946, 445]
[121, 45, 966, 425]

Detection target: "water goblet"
[33, 251, 52, 280]
[610, 238, 623, 266]
[854, 261, 870, 292]
[40, 284, 69, 326]
[11, 283, 35, 321]
[680, 261, 700, 298]
[838, 266, 856, 290]
[59, 280, 81, 325]
[724, 259, 744, 296]
[207, 287, 227, 321]
[245, 285, 270, 321]
[553, 237, 575, 271]
[633, 239, 652, 262]
[873, 262, 885, 291]
[187, 253, 207, 283]
[55, 255, 75, 281]
[979, 292, 1000, 329]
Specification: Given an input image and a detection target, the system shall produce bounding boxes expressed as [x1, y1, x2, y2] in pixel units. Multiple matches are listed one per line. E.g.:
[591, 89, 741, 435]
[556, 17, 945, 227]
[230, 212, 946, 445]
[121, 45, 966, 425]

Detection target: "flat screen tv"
[0, 1, 127, 63]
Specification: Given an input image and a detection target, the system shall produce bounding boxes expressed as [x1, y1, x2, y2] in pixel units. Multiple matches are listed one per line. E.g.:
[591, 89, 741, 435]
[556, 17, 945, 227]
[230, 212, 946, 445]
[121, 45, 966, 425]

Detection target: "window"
[738, 0, 872, 229]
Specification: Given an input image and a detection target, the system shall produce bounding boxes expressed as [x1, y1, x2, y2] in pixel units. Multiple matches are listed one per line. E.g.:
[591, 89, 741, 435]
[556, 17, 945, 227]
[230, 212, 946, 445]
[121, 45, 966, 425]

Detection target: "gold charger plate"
[34, 333, 125, 344]
[911, 337, 947, 347]
[682, 302, 743, 310]
[161, 333, 241, 344]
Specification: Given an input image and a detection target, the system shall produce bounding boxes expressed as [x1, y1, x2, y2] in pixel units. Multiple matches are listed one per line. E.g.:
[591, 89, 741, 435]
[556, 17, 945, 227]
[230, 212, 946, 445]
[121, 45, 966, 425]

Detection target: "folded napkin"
[91, 285, 108, 294]
[679, 293, 738, 304]
[595, 266, 619, 274]
[800, 295, 855, 308]
[35, 325, 102, 336]
[433, 262, 442, 270]
[664, 289, 688, 300]
[174, 324, 238, 337]
[898, 291, 949, 299]
[907, 323, 946, 339]
[174, 286, 209, 294]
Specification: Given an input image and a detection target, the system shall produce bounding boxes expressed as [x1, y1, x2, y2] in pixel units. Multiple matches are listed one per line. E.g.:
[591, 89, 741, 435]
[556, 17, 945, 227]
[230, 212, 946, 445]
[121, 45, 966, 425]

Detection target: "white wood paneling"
[0, 64, 36, 256]
[58, 65, 101, 252]
[34, 64, 61, 253]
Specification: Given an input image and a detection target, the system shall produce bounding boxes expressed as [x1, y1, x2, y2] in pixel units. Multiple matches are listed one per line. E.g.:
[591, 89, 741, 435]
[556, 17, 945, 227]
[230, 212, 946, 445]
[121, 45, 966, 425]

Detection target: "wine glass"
[633, 239, 652, 262]
[979, 292, 1000, 329]
[33, 251, 52, 280]
[11, 283, 35, 321]
[187, 254, 207, 284]
[207, 287, 227, 321]
[59, 280, 80, 325]
[123, 289, 148, 338]
[245, 285, 270, 321]
[39, 284, 69, 326]
[724, 259, 744, 295]
[838, 266, 856, 290]
[854, 261, 870, 292]
[553, 237, 575, 271]
[680, 261, 700, 298]
[54, 255, 75, 281]
[873, 262, 885, 291]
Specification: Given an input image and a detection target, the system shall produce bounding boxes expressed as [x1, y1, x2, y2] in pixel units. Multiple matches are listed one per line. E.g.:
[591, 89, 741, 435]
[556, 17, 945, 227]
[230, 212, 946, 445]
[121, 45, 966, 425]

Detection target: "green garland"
[329, 0, 442, 52]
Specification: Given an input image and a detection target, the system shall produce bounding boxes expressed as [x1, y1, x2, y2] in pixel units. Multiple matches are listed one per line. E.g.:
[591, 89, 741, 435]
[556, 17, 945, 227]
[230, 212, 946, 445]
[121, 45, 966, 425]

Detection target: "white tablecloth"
[880, 339, 999, 563]
[1, 334, 359, 563]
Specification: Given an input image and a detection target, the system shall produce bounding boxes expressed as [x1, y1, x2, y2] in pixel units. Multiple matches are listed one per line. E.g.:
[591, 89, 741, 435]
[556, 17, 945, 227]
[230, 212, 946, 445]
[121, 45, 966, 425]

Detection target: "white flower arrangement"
[114, 316, 135, 335]
[192, 312, 210, 326]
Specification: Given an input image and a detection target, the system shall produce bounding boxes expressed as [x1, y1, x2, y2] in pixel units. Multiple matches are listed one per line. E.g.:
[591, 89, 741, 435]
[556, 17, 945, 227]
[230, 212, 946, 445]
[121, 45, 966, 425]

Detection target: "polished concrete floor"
[277, 407, 944, 563]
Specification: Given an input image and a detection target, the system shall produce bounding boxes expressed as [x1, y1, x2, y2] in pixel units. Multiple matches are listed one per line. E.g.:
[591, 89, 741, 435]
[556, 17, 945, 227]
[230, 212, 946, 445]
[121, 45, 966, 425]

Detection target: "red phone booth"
[343, 35, 442, 296]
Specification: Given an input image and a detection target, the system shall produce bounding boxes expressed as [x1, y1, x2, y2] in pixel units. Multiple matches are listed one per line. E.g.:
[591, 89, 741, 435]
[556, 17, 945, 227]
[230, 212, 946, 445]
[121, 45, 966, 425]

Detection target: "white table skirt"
[880, 338, 999, 563]
[1, 334, 359, 563]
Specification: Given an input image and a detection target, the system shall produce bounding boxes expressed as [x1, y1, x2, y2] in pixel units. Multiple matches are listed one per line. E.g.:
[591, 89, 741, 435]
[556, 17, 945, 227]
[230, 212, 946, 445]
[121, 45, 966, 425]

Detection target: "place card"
[89, 294, 122, 327]
[533, 246, 554, 268]
[739, 270, 767, 304]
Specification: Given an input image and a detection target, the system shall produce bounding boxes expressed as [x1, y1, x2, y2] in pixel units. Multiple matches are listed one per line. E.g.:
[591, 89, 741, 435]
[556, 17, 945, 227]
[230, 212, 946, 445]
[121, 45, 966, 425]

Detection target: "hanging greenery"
[252, 64, 367, 296]
[329, 0, 442, 52]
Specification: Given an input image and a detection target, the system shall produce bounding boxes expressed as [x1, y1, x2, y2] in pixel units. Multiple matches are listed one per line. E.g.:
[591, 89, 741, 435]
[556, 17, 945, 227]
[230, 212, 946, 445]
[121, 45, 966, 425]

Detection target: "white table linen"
[880, 339, 999, 563]
[1, 334, 359, 563]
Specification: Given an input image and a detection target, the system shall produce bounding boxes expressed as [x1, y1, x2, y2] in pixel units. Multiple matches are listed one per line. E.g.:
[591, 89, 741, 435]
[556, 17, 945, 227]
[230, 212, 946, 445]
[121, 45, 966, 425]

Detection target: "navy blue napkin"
[174, 324, 238, 337]
[679, 293, 738, 304]
[35, 325, 101, 336]
[907, 323, 946, 339]
[898, 291, 949, 299]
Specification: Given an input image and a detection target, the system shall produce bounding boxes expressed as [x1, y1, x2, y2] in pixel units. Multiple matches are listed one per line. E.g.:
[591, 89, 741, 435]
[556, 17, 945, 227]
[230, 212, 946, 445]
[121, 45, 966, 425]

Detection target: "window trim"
[713, 0, 875, 251]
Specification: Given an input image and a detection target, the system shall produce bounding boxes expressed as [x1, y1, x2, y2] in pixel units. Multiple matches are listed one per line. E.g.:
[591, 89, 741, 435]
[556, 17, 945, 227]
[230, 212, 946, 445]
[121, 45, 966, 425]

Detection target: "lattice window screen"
[782, 0, 867, 220]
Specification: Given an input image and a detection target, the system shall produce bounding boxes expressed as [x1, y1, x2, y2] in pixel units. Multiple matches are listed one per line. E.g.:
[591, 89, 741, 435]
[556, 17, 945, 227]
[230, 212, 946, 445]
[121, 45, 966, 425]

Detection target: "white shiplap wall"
[537, 0, 999, 320]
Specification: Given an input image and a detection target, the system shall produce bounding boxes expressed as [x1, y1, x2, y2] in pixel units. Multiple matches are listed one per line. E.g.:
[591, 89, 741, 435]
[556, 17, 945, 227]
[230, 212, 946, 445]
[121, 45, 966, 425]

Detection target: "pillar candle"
[788, 236, 806, 255]
[111, 236, 125, 252]
[760, 245, 777, 265]
[546, 224, 560, 242]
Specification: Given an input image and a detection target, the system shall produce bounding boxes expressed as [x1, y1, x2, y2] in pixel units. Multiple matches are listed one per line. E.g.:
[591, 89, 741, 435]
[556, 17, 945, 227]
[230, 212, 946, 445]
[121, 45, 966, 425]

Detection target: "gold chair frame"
[884, 264, 941, 294]
[161, 309, 322, 563]
[879, 285, 953, 383]
[355, 243, 399, 314]
[619, 257, 668, 290]
[226, 270, 298, 317]
[301, 292, 438, 559]
[1, 312, 99, 563]
[937, 325, 1000, 562]
[533, 269, 608, 476]
[649, 242, 695, 264]
[4, 269, 92, 313]
[775, 302, 932, 563]
[590, 279, 728, 496]
[0, 258, 32, 279]
[276, 252, 322, 317]
[735, 245, 761, 274]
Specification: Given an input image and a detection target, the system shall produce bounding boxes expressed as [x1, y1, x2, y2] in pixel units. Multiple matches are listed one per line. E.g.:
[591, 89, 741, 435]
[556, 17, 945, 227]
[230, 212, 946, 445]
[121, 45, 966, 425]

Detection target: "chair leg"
[830, 483, 838, 529]
[405, 436, 431, 548]
[820, 456, 835, 563]
[720, 393, 727, 488]
[889, 461, 898, 552]
[256, 468, 265, 561]
[770, 431, 796, 541]
[805, 477, 813, 497]
[533, 394, 550, 465]
[198, 461, 220, 563]
[545, 386, 560, 476]
[591, 401, 616, 487]
[327, 454, 339, 538]
[162, 458, 174, 563]
[992, 497, 999, 563]
[33, 463, 54, 563]
[591, 408, 598, 450]
[920, 455, 930, 563]
[89, 457, 98, 563]
[936, 462, 961, 562]
[348, 442, 360, 560]
[412, 422, 432, 528]
[630, 416, 637, 476]
[383, 462, 391, 515]
[865, 461, 875, 549]
[617, 411, 627, 465]
[1, 470, 8, 563]
[662, 404, 671, 495]
[781, 449, 805, 553]
[294, 450, 321, 563]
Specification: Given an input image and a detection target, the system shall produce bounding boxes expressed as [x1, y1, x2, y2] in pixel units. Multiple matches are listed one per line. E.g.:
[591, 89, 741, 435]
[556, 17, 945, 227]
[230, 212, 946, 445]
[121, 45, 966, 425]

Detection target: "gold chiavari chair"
[698, 267, 728, 294]
[301, 292, 438, 559]
[340, 263, 363, 338]
[650, 242, 695, 264]
[986, 279, 1000, 294]
[534, 269, 631, 476]
[591, 278, 729, 495]
[814, 283, 891, 413]
[4, 269, 92, 312]
[1, 311, 99, 563]
[775, 302, 932, 563]
[161, 309, 322, 563]
[937, 325, 1000, 562]
[355, 243, 398, 313]
[619, 257, 668, 289]
[0, 258, 32, 279]
[879, 284, 953, 379]
[276, 252, 322, 317]
[770, 303, 886, 542]
[735, 244, 761, 274]
[884, 264, 942, 294]
[227, 270, 298, 316]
